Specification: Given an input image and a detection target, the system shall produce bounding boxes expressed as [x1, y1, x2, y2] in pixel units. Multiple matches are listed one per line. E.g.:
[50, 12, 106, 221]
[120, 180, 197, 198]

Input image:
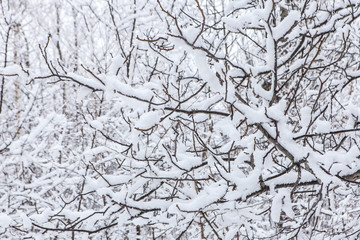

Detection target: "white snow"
[109, 54, 125, 75]
[315, 120, 331, 133]
[273, 11, 300, 41]
[0, 213, 12, 229]
[89, 119, 104, 131]
[193, 51, 222, 91]
[214, 119, 241, 141]
[135, 111, 161, 130]
[271, 189, 294, 222]
[172, 183, 227, 212]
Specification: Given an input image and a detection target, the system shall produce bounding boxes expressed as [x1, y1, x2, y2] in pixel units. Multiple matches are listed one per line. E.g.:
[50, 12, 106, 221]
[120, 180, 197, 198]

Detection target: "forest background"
[1, 0, 360, 239]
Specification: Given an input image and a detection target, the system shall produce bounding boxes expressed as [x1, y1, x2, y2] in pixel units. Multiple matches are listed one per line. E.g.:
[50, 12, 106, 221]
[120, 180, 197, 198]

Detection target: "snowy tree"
[1, 0, 360, 239]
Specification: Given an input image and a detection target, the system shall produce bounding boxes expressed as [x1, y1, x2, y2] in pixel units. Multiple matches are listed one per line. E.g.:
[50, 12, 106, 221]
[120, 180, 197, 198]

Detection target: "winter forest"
[1, 0, 360, 239]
